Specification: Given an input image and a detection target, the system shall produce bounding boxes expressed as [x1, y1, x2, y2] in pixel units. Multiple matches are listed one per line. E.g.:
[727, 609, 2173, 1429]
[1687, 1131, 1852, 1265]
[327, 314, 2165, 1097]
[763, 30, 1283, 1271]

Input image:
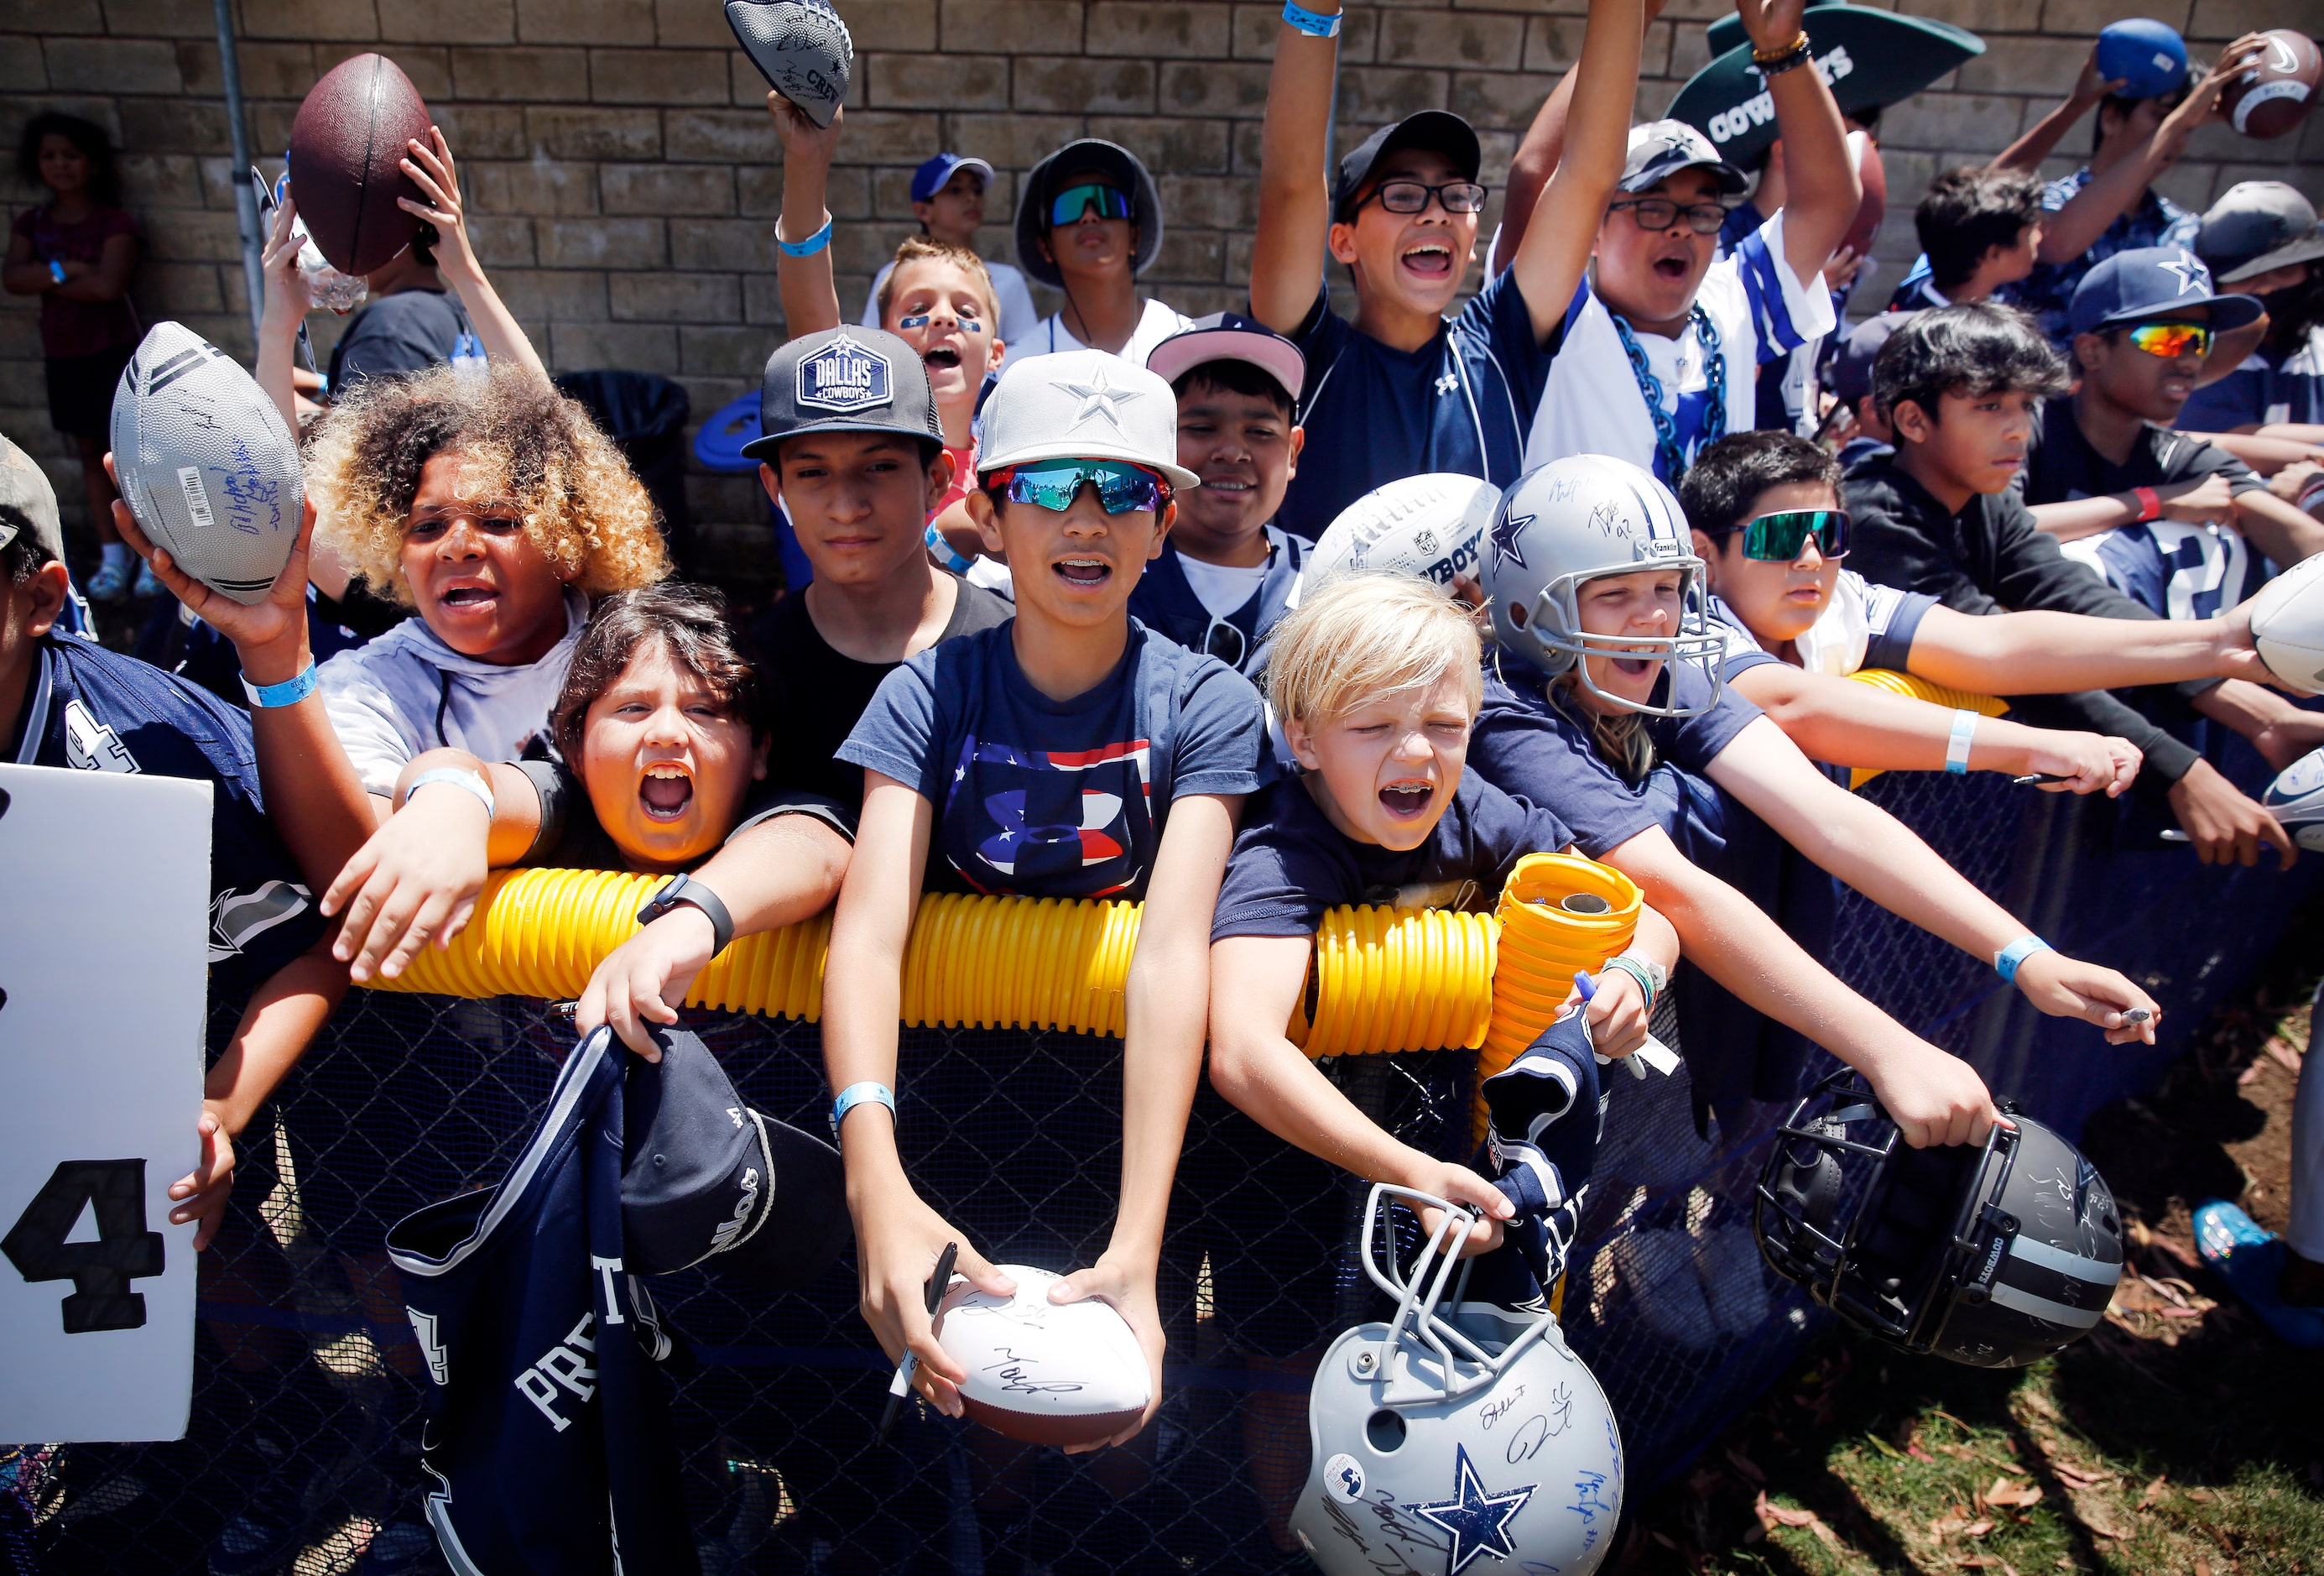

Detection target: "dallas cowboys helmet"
[1290, 1185, 1623, 1576]
[1482, 453, 1726, 718]
[1754, 1072, 2125, 1368]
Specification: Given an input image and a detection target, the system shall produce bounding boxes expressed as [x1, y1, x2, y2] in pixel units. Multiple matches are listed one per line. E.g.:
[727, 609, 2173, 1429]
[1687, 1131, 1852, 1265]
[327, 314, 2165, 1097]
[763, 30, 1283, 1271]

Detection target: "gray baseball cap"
[2197, 181, 2324, 285]
[0, 432, 65, 562]
[742, 326, 943, 462]
[1622, 119, 1748, 196]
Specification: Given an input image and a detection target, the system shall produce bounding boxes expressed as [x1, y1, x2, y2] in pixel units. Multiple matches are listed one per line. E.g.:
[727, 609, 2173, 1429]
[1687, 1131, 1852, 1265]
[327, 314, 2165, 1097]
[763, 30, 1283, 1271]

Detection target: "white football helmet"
[1290, 1186, 1624, 1576]
[1482, 453, 1725, 718]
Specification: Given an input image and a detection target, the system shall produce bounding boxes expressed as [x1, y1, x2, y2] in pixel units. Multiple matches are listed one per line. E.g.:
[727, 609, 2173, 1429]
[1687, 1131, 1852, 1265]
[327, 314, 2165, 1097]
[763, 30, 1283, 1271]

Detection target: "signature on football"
[980, 1346, 1086, 1395]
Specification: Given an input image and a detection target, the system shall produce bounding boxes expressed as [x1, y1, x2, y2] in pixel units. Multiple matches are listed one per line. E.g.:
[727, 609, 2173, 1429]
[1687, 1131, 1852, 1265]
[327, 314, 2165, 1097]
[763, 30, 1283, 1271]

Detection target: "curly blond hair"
[305, 362, 669, 607]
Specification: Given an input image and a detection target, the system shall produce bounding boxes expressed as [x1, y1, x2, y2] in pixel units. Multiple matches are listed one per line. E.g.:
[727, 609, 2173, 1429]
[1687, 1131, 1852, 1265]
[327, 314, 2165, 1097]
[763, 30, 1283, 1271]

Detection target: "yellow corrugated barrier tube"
[366, 857, 1644, 1065]
[1842, 668, 2010, 789]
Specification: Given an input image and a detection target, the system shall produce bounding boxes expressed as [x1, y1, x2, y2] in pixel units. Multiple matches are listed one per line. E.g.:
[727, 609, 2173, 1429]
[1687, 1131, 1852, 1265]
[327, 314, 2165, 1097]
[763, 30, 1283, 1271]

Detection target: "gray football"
[108, 321, 305, 606]
[727, 0, 852, 128]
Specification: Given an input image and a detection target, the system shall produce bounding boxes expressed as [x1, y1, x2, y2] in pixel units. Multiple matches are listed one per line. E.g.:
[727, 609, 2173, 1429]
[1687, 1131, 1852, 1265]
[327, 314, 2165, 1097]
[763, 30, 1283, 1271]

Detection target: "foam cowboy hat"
[1667, 3, 1986, 172]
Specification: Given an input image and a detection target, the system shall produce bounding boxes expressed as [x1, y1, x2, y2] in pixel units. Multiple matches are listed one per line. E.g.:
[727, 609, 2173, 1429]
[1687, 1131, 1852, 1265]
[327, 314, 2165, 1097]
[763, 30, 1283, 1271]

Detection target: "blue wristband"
[925, 521, 974, 575]
[48, 258, 65, 284]
[1993, 935, 2052, 983]
[1945, 708, 1977, 775]
[831, 1080, 895, 1134]
[240, 663, 318, 709]
[406, 766, 497, 820]
[779, 214, 834, 258]
[1282, 1, 1342, 36]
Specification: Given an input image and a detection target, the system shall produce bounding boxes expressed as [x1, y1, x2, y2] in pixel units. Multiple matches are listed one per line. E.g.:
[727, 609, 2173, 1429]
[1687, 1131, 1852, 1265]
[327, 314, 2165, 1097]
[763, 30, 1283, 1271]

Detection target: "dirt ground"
[1608, 895, 2324, 1576]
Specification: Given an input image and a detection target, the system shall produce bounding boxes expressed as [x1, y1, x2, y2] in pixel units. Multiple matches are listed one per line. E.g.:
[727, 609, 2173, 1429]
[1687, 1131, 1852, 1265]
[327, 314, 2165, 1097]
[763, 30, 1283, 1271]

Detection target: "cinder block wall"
[2, 0, 2316, 584]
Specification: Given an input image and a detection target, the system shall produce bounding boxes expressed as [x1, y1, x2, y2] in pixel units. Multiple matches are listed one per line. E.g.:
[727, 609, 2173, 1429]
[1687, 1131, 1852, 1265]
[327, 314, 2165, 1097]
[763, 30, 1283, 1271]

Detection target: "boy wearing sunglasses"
[1847, 302, 2307, 869]
[1011, 138, 1192, 363]
[1248, 0, 1644, 541]
[2021, 248, 2324, 588]
[826, 351, 1264, 1445]
[1681, 430, 2285, 791]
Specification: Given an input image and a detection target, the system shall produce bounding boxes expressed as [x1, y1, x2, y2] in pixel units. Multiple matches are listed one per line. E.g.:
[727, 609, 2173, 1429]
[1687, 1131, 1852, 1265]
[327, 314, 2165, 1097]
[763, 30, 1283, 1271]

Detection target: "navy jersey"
[839, 620, 1265, 900]
[1127, 525, 1311, 680]
[1212, 771, 1572, 942]
[2180, 326, 2324, 432]
[13, 633, 321, 1000]
[388, 1030, 696, 1576]
[1277, 271, 1561, 542]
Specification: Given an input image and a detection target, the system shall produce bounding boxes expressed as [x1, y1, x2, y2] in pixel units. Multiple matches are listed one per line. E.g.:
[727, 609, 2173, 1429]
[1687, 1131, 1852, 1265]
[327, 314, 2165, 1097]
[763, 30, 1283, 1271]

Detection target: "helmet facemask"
[1358, 1185, 1557, 1408]
[1507, 538, 1728, 719]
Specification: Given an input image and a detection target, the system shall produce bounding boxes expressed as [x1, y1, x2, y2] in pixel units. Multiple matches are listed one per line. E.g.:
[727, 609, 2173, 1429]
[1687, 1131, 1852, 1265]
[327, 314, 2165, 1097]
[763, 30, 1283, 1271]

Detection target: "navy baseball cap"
[622, 1024, 850, 1292]
[743, 326, 943, 461]
[1331, 111, 1482, 224]
[2066, 246, 2264, 338]
[912, 152, 994, 206]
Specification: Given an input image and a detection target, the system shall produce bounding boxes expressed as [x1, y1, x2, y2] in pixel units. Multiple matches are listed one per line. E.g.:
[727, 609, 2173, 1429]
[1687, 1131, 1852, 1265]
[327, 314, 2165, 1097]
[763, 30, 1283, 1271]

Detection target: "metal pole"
[214, 0, 264, 344]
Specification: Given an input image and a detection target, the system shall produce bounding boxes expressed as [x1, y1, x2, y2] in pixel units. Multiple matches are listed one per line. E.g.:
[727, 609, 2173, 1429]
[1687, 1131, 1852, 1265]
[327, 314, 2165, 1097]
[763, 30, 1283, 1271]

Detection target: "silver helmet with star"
[1290, 1184, 1623, 1576]
[1481, 452, 1725, 718]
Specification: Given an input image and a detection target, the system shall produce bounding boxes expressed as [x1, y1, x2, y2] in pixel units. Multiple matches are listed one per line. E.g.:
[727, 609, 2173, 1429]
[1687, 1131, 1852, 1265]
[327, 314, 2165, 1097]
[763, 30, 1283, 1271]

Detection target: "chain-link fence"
[6, 746, 2314, 1573]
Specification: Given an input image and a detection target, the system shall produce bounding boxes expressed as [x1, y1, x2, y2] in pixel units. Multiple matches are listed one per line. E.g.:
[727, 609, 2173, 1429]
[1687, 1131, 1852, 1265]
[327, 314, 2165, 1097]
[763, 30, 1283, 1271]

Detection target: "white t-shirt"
[1175, 555, 1271, 621]
[1709, 568, 1937, 678]
[318, 590, 587, 797]
[1015, 297, 1195, 367]
[860, 255, 1043, 352]
[1524, 207, 1835, 477]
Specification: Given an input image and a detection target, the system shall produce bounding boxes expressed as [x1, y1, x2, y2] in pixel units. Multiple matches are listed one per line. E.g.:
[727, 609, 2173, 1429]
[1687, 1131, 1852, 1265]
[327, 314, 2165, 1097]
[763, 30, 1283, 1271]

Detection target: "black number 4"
[3, 1161, 164, 1333]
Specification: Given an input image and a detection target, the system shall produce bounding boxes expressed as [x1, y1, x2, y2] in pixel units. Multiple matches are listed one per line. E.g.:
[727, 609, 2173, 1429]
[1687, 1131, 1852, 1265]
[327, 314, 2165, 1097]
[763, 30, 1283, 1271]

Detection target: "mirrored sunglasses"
[1722, 508, 1850, 562]
[2123, 321, 2213, 360]
[1050, 183, 1134, 227]
[993, 461, 1170, 515]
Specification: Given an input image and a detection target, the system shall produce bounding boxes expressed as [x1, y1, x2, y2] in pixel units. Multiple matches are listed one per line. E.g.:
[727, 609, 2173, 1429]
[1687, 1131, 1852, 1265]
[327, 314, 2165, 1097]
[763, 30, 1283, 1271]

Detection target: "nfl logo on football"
[797, 333, 891, 413]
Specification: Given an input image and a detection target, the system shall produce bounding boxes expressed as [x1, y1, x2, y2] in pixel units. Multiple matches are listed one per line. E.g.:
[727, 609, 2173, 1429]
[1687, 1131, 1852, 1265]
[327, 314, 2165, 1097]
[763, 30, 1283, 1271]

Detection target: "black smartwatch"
[636, 873, 735, 956]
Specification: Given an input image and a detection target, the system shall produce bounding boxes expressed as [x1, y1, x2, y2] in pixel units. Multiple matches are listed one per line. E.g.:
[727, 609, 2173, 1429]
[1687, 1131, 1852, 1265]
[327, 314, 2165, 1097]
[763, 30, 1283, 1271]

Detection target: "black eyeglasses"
[1609, 196, 1730, 236]
[1357, 179, 1489, 217]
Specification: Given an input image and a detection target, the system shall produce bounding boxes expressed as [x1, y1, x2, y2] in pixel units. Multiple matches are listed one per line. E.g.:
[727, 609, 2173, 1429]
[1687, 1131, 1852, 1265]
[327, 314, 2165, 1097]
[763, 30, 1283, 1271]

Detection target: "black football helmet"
[1753, 1072, 2124, 1367]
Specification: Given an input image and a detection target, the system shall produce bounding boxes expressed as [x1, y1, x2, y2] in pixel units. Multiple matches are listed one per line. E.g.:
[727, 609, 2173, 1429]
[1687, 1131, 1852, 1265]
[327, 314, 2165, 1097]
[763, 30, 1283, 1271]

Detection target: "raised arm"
[399, 125, 547, 384]
[1989, 47, 2118, 174]
[771, 94, 844, 337]
[1706, 715, 2160, 1041]
[1505, 0, 1646, 343]
[255, 197, 316, 438]
[1249, 0, 1342, 333]
[1738, 0, 1859, 283]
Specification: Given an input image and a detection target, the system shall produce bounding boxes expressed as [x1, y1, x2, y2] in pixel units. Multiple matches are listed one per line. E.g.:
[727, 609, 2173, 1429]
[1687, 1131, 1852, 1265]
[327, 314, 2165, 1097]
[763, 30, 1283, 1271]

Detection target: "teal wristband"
[779, 215, 834, 258]
[925, 521, 974, 575]
[1282, 1, 1342, 36]
[241, 663, 318, 709]
[1994, 935, 2052, 983]
[1602, 956, 1658, 1011]
[1945, 708, 1977, 775]
[831, 1080, 895, 1134]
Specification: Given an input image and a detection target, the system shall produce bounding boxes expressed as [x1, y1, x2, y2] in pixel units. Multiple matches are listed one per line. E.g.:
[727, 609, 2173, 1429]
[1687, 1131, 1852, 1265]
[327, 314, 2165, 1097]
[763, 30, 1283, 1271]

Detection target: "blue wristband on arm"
[1945, 709, 1977, 775]
[779, 215, 834, 258]
[831, 1080, 895, 1134]
[1282, 1, 1342, 36]
[1994, 935, 2052, 983]
[241, 663, 319, 709]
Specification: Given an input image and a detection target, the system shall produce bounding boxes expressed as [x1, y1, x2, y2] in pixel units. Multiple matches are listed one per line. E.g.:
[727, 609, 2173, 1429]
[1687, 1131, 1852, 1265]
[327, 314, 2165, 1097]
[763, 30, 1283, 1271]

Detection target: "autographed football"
[935, 1265, 1150, 1447]
[727, 0, 854, 128]
[286, 52, 432, 276]
[2243, 551, 2324, 695]
[2223, 29, 2319, 140]
[1308, 473, 1501, 589]
[109, 322, 304, 605]
[2264, 748, 2324, 852]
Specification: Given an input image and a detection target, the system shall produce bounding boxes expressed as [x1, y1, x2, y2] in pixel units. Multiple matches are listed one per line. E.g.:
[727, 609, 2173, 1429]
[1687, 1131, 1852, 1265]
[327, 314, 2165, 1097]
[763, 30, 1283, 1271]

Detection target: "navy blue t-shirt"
[1276, 270, 1562, 542]
[1469, 665, 1764, 858]
[13, 633, 324, 1000]
[839, 620, 1265, 900]
[1212, 770, 1572, 942]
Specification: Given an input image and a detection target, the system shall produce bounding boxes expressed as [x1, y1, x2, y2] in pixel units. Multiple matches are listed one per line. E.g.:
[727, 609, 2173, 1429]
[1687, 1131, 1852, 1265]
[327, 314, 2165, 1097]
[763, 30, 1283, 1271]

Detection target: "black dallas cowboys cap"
[622, 1023, 850, 1292]
[1331, 111, 1482, 224]
[743, 325, 943, 462]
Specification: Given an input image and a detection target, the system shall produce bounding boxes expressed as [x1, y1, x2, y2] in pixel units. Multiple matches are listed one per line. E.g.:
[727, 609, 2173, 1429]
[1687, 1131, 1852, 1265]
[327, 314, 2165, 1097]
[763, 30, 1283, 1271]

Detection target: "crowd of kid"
[5, 0, 2324, 1541]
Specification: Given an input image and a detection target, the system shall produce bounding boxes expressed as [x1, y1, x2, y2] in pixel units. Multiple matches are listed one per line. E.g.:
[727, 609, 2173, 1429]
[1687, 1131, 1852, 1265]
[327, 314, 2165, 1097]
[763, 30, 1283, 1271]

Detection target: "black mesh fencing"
[6, 745, 2316, 1573]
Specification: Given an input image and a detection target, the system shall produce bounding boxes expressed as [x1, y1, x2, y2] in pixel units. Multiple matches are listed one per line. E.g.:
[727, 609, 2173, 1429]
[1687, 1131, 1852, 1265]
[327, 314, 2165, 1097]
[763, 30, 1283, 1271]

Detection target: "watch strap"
[638, 873, 736, 956]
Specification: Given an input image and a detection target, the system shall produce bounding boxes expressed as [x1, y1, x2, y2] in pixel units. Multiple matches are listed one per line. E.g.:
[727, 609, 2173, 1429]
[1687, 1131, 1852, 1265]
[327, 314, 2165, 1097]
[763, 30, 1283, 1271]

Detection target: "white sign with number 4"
[0, 762, 208, 1443]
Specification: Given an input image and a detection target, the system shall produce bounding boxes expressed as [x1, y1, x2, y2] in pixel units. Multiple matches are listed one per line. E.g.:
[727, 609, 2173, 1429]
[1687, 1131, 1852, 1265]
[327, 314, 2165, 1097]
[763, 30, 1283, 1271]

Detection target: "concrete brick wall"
[2, 0, 2317, 581]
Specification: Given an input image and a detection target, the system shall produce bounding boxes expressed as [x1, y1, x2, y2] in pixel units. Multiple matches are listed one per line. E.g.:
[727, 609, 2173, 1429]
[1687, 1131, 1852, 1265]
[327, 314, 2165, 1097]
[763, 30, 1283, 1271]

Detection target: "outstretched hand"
[259, 193, 315, 331]
[858, 1190, 1013, 1417]
[767, 90, 844, 164]
[1733, 0, 1806, 55]
[1047, 1254, 1165, 1451]
[399, 126, 480, 281]
[2011, 951, 2160, 1046]
[167, 1110, 236, 1251]
[576, 908, 718, 1061]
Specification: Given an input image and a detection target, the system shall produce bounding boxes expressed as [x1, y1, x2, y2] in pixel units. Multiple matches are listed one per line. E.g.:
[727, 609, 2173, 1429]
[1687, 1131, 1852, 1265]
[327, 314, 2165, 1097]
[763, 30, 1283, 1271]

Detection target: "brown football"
[2223, 29, 2320, 140]
[286, 54, 432, 276]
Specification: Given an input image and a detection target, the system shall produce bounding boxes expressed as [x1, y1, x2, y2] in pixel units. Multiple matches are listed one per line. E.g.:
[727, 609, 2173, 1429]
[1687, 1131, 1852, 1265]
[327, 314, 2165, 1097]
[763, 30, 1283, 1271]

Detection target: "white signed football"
[935, 1265, 1150, 1447]
[109, 322, 304, 605]
[2244, 551, 2324, 697]
[1308, 472, 1501, 589]
[2263, 747, 2324, 852]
